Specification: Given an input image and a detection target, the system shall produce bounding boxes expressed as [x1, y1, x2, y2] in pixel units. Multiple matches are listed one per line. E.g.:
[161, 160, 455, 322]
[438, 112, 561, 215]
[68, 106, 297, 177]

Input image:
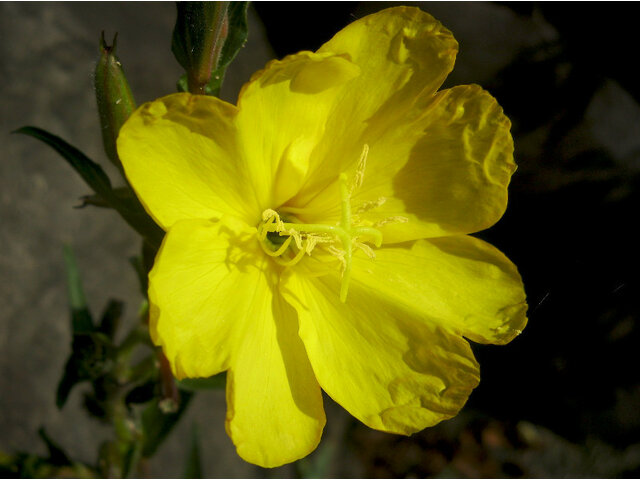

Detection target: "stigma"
[257, 145, 382, 303]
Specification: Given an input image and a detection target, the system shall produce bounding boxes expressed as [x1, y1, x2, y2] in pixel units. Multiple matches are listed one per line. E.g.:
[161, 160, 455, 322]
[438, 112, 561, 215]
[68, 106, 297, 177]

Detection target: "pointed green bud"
[95, 32, 136, 171]
[172, 2, 251, 96]
[172, 2, 229, 95]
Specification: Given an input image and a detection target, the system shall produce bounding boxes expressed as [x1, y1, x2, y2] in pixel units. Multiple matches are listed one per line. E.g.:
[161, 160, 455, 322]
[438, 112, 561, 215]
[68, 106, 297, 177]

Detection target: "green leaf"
[56, 333, 114, 408]
[215, 2, 249, 73]
[56, 365, 80, 410]
[296, 438, 337, 478]
[141, 389, 193, 457]
[62, 245, 93, 334]
[83, 390, 107, 420]
[176, 372, 226, 391]
[125, 380, 156, 406]
[97, 442, 121, 478]
[122, 435, 144, 479]
[57, 246, 116, 408]
[76, 186, 137, 209]
[203, 2, 250, 96]
[1, 452, 50, 478]
[177, 74, 189, 93]
[16, 126, 114, 202]
[38, 427, 72, 467]
[15, 126, 164, 249]
[183, 424, 203, 478]
[98, 299, 124, 339]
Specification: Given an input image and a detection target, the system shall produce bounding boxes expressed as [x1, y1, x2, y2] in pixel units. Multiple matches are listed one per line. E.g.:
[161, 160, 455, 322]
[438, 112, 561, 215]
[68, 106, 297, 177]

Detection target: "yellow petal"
[289, 6, 458, 207]
[236, 52, 360, 209]
[148, 215, 264, 378]
[149, 216, 325, 467]
[362, 84, 516, 241]
[226, 293, 325, 468]
[351, 235, 528, 345]
[281, 266, 480, 435]
[298, 85, 516, 242]
[117, 93, 259, 230]
[319, 6, 456, 121]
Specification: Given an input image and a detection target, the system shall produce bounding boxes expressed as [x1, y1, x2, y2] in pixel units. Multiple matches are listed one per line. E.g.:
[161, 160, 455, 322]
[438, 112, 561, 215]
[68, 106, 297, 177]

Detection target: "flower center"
[257, 145, 382, 303]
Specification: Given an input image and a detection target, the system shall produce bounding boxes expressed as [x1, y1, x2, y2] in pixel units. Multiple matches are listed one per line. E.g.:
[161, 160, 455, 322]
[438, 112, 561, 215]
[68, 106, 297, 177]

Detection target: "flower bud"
[95, 32, 136, 170]
[172, 2, 230, 95]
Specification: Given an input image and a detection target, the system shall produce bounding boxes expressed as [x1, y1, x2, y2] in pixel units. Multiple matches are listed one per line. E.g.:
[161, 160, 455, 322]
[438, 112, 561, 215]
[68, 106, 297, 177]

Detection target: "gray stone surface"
[1, 2, 272, 477]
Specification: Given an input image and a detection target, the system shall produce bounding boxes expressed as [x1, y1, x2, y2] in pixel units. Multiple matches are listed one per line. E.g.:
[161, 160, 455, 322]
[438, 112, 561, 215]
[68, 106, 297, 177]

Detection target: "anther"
[257, 144, 384, 303]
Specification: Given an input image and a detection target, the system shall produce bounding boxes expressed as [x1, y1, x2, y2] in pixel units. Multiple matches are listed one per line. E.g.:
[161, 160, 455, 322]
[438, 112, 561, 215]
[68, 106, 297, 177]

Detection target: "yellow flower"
[117, 6, 527, 468]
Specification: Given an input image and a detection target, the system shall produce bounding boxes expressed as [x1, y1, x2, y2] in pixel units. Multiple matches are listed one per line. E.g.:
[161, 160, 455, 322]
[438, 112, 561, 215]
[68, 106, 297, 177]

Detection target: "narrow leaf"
[76, 187, 137, 209]
[16, 127, 113, 201]
[141, 389, 193, 457]
[125, 380, 156, 406]
[38, 428, 72, 467]
[296, 438, 337, 478]
[55, 365, 80, 410]
[56, 333, 114, 409]
[201, 2, 250, 96]
[98, 299, 124, 339]
[15, 126, 164, 249]
[62, 245, 93, 334]
[217, 2, 249, 72]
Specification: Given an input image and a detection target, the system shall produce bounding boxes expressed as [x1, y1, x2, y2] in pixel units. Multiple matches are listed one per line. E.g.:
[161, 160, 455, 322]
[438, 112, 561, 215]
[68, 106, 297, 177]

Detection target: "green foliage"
[0, 428, 95, 478]
[296, 437, 337, 478]
[57, 246, 115, 408]
[141, 389, 194, 457]
[14, 126, 164, 250]
[11, 3, 254, 477]
[129, 239, 157, 295]
[56, 332, 114, 409]
[95, 32, 136, 170]
[220, 3, 250, 71]
[173, 1, 249, 95]
[62, 245, 93, 333]
[98, 299, 124, 339]
[37, 428, 72, 467]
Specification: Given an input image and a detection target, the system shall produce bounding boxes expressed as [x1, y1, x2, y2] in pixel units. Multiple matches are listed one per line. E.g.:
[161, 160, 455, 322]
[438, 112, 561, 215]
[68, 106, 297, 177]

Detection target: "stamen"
[350, 144, 369, 194]
[373, 216, 409, 228]
[260, 235, 292, 257]
[355, 242, 376, 259]
[356, 196, 386, 214]
[257, 144, 386, 303]
[352, 226, 383, 248]
[271, 243, 307, 266]
[327, 245, 346, 264]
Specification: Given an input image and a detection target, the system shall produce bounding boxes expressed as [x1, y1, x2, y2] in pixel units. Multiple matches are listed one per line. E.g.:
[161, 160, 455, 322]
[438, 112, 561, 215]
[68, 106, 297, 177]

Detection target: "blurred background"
[1, 2, 639, 477]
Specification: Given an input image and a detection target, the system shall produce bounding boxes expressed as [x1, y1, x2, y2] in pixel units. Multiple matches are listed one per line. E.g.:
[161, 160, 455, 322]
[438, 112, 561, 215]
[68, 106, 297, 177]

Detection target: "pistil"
[258, 148, 383, 302]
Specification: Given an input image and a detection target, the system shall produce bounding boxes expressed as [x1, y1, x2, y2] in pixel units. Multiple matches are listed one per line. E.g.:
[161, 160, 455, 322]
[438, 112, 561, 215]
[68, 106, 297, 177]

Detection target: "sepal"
[172, 2, 248, 96]
[95, 32, 136, 171]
